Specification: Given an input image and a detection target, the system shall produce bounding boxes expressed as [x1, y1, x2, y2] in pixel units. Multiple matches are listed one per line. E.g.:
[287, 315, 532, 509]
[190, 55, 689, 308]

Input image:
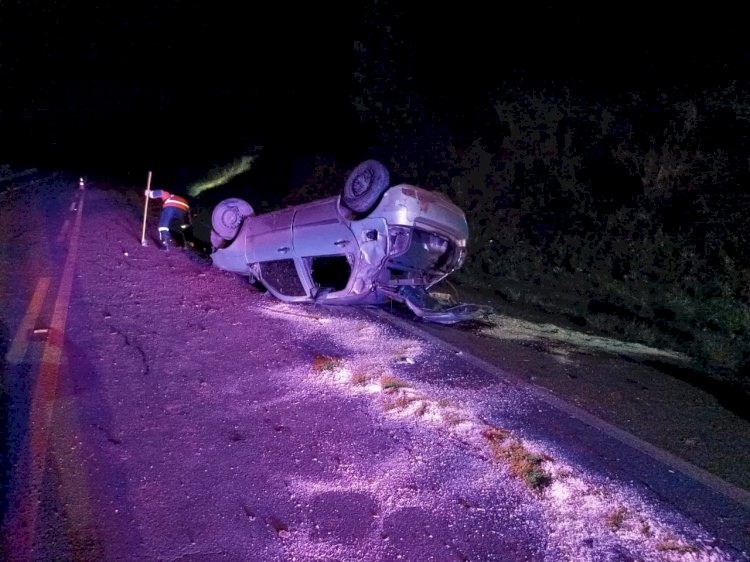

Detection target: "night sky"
[1, 2, 746, 179]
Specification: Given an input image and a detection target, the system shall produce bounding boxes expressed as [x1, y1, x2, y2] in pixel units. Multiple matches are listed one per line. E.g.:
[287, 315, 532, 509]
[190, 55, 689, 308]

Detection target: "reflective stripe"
[164, 195, 189, 210]
[158, 226, 170, 232]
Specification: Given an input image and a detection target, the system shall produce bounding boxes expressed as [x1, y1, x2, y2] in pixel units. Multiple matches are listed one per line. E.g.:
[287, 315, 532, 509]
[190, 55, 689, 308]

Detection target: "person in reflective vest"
[145, 189, 191, 251]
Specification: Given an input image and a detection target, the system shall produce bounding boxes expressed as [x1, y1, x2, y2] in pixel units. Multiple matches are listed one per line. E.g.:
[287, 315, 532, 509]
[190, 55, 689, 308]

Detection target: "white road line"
[56, 218, 72, 243]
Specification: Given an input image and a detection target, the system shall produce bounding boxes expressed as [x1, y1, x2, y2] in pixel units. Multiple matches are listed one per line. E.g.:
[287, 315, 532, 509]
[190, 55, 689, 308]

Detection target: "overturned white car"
[209, 160, 491, 324]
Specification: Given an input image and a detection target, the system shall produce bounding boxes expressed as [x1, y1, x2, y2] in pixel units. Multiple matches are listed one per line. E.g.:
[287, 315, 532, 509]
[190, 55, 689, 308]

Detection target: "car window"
[304, 255, 352, 292]
[259, 259, 307, 297]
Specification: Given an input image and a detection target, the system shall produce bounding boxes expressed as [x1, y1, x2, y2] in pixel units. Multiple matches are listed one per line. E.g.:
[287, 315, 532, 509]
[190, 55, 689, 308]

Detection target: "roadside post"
[140, 171, 152, 246]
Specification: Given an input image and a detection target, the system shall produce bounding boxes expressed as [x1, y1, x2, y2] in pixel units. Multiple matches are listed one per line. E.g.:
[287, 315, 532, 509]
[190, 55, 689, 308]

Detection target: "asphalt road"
[1, 172, 748, 561]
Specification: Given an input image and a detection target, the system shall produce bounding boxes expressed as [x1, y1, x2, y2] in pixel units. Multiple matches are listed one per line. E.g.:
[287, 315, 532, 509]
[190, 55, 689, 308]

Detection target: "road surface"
[1, 171, 748, 561]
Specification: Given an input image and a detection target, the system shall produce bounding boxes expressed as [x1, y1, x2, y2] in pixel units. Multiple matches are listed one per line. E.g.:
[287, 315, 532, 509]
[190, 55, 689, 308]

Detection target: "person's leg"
[158, 208, 178, 250]
[170, 210, 190, 248]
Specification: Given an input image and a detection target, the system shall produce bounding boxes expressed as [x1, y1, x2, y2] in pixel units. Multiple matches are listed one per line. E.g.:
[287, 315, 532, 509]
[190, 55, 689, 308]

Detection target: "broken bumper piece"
[390, 286, 494, 325]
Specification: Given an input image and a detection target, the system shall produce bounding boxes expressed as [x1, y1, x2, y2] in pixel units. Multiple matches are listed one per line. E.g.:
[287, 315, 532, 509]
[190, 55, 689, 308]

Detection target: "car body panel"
[293, 198, 357, 260]
[245, 208, 295, 264]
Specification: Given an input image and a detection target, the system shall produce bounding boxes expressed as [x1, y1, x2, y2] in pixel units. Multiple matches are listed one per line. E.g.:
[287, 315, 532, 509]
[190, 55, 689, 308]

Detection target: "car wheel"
[341, 159, 390, 214]
[211, 198, 254, 242]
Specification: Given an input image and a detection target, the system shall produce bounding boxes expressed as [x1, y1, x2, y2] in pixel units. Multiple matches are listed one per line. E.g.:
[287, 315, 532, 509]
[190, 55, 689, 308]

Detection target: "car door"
[244, 207, 295, 264]
[292, 197, 358, 296]
[242, 207, 310, 299]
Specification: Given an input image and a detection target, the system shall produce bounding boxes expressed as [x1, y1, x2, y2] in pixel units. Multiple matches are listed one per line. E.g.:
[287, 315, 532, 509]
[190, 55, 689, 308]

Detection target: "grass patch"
[414, 402, 428, 417]
[482, 425, 552, 491]
[351, 372, 372, 385]
[381, 376, 411, 391]
[382, 394, 419, 411]
[656, 540, 697, 554]
[443, 412, 469, 426]
[311, 354, 343, 373]
[606, 506, 628, 530]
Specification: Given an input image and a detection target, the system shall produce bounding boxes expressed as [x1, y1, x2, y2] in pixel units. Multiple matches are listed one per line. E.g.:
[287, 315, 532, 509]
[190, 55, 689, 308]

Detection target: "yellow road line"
[13, 192, 86, 560]
[4, 277, 51, 364]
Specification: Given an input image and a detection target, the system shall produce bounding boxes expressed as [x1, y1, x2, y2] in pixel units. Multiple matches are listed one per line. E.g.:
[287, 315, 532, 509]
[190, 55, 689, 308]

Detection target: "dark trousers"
[158, 207, 189, 245]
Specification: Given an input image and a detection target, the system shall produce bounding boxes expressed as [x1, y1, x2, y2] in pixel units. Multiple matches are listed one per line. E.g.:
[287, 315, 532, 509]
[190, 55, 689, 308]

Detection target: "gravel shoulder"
[393, 285, 750, 496]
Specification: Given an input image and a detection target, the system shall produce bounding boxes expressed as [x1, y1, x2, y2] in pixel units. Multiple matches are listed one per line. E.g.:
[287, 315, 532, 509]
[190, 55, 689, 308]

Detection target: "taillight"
[388, 226, 411, 256]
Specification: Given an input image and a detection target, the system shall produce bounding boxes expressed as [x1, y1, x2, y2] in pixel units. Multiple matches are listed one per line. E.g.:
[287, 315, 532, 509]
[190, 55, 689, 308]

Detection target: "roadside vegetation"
[439, 82, 750, 390]
[482, 426, 552, 491]
[287, 80, 750, 396]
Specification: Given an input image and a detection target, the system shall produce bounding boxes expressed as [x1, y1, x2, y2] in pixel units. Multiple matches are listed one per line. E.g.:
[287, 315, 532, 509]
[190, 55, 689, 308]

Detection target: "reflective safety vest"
[164, 194, 190, 211]
[149, 190, 190, 212]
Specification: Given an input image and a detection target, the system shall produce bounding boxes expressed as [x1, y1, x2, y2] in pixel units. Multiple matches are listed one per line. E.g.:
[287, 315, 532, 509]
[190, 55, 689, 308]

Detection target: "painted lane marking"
[56, 218, 72, 244]
[55, 193, 81, 244]
[4, 277, 51, 364]
[12, 192, 86, 560]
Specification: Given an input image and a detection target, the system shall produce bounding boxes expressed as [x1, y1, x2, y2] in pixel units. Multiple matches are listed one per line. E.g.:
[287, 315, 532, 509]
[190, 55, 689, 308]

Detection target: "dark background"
[2, 2, 746, 177]
[2, 2, 355, 173]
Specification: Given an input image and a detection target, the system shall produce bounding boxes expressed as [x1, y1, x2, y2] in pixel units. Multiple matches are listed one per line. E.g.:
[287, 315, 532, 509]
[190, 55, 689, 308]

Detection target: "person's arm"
[145, 189, 169, 200]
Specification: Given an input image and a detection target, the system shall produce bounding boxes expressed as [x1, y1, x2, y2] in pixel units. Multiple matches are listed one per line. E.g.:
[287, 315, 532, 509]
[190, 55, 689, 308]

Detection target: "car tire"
[341, 159, 390, 214]
[211, 198, 254, 242]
